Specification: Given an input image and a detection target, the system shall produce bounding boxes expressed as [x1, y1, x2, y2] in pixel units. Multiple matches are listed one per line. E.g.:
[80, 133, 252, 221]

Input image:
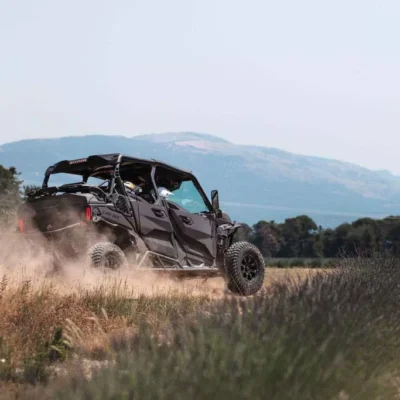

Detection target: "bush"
[289, 258, 305, 267]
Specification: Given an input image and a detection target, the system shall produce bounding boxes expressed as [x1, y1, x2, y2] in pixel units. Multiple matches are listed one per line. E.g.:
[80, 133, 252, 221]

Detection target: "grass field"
[265, 258, 336, 268]
[0, 259, 400, 399]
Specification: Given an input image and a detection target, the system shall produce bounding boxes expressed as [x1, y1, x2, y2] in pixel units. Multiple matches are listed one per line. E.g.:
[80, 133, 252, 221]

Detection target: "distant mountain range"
[1, 132, 399, 228]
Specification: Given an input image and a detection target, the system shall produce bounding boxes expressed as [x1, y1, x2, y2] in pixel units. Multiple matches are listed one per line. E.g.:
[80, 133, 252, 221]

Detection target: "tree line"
[1, 164, 400, 257]
[233, 214, 400, 258]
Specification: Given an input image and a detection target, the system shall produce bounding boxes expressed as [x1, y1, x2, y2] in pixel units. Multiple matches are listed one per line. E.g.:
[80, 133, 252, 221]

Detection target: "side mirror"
[211, 190, 220, 211]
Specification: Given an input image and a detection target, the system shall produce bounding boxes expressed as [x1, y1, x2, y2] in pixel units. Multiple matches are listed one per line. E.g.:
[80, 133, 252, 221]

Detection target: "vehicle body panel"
[168, 203, 217, 265]
[136, 198, 177, 259]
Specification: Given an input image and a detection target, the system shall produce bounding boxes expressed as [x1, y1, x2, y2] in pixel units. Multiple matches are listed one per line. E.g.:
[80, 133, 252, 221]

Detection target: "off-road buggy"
[16, 154, 265, 296]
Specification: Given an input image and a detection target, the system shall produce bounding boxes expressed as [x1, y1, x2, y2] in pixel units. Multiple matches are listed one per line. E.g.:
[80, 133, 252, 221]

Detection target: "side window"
[168, 180, 210, 214]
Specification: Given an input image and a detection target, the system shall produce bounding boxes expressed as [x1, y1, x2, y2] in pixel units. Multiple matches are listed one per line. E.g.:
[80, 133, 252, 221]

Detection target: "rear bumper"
[19, 222, 88, 254]
[17, 222, 91, 259]
[21, 222, 83, 238]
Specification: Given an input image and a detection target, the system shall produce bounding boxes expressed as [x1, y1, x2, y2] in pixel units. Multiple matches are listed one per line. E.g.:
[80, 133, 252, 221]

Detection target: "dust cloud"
[0, 224, 227, 299]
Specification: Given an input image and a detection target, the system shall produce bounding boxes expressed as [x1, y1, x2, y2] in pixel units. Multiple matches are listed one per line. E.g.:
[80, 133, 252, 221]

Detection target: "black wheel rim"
[240, 254, 260, 282]
[104, 253, 120, 269]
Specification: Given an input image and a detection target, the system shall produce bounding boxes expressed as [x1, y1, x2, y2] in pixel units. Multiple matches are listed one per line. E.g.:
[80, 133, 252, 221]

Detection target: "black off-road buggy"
[17, 154, 265, 296]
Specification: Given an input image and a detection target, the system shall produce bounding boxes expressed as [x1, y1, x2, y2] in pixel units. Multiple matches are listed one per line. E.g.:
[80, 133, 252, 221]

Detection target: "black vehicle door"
[164, 180, 217, 265]
[133, 196, 177, 260]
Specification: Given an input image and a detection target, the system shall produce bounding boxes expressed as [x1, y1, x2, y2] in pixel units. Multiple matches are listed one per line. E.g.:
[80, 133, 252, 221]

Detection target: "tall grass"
[265, 257, 336, 268]
[9, 255, 398, 399]
[0, 276, 214, 388]
[4, 256, 400, 398]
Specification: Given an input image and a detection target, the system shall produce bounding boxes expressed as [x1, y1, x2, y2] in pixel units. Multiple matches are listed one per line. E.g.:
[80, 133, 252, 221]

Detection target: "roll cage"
[40, 153, 217, 213]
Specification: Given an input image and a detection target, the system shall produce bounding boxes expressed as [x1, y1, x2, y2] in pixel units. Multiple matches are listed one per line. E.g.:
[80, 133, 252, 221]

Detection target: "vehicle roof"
[45, 153, 194, 178]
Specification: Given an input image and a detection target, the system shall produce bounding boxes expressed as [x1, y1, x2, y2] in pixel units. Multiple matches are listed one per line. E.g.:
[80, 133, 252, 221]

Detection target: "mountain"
[1, 132, 399, 228]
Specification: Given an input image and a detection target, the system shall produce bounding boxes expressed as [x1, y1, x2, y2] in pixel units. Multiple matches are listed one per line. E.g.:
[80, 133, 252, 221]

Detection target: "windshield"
[167, 180, 210, 214]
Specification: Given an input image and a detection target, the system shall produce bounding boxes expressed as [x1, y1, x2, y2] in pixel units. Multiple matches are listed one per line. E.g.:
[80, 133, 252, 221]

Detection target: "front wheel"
[224, 242, 265, 296]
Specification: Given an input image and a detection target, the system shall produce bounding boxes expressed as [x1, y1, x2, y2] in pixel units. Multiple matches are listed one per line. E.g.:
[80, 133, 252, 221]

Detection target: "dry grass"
[0, 279, 208, 364]
[0, 267, 323, 367]
[4, 255, 400, 399]
[0, 264, 338, 399]
[264, 267, 329, 285]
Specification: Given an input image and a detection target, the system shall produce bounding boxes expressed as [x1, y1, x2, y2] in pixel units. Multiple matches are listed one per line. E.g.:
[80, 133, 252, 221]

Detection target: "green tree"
[312, 225, 325, 258]
[327, 223, 352, 257]
[277, 215, 318, 257]
[0, 165, 23, 226]
[251, 220, 281, 257]
[233, 223, 253, 243]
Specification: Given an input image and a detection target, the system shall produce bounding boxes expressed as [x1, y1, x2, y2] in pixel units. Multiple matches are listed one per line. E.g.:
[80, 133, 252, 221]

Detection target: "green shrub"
[310, 258, 323, 268]
[289, 258, 305, 267]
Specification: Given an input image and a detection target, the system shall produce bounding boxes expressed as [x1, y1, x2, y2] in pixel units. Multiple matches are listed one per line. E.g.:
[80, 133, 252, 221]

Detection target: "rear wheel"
[224, 242, 265, 296]
[88, 242, 128, 270]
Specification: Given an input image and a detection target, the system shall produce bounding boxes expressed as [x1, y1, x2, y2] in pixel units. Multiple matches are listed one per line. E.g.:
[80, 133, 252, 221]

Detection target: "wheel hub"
[104, 253, 120, 269]
[240, 254, 259, 282]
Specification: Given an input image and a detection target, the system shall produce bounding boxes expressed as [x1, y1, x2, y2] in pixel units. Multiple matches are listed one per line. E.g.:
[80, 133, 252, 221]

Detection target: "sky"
[1, 0, 400, 173]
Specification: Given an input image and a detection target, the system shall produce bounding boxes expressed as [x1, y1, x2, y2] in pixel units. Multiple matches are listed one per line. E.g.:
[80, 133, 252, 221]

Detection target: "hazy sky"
[1, 0, 400, 173]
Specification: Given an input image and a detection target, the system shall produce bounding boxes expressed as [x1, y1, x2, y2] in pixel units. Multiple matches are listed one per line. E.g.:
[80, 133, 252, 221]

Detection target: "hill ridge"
[0, 131, 399, 228]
